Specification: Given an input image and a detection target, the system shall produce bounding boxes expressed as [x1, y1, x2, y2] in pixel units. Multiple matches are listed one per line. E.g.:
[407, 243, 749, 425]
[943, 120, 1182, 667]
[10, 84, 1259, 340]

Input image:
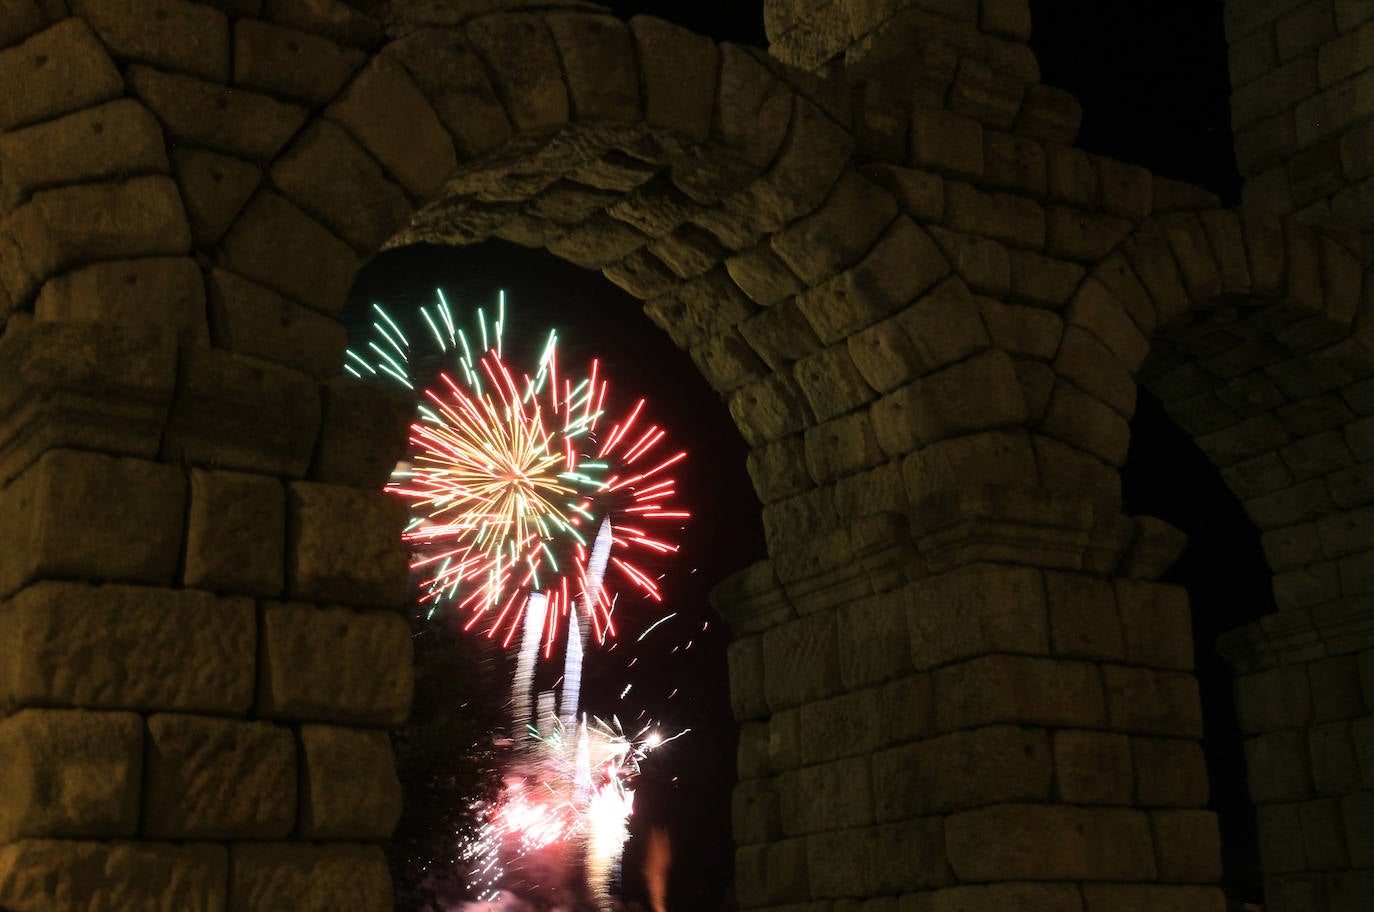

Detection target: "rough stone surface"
[287, 482, 409, 607]
[234, 18, 364, 104]
[229, 843, 392, 912]
[258, 601, 413, 725]
[0, 709, 142, 841]
[143, 713, 295, 839]
[298, 724, 402, 839]
[0, 19, 123, 132]
[0, 840, 227, 912]
[34, 257, 208, 345]
[184, 468, 285, 596]
[205, 267, 346, 379]
[0, 582, 254, 715]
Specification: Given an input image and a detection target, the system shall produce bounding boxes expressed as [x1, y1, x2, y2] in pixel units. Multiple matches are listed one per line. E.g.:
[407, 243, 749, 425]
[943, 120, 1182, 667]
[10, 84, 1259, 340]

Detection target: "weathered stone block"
[730, 372, 813, 446]
[778, 755, 873, 834]
[1033, 434, 1122, 509]
[1006, 248, 1083, 310]
[311, 375, 414, 488]
[298, 724, 401, 839]
[944, 181, 1045, 250]
[258, 601, 412, 725]
[1044, 570, 1125, 661]
[734, 779, 782, 846]
[1044, 206, 1134, 263]
[0, 19, 123, 132]
[0, 99, 167, 210]
[1132, 735, 1209, 807]
[127, 63, 307, 160]
[0, 581, 254, 715]
[1042, 379, 1131, 466]
[162, 348, 322, 478]
[206, 267, 344, 379]
[934, 654, 1105, 731]
[1309, 721, 1360, 794]
[928, 225, 1011, 296]
[184, 468, 284, 596]
[762, 611, 843, 711]
[6, 177, 191, 300]
[229, 843, 392, 912]
[772, 170, 898, 286]
[546, 12, 638, 123]
[1014, 83, 1082, 144]
[728, 634, 767, 722]
[793, 342, 875, 422]
[143, 713, 295, 838]
[0, 449, 186, 599]
[260, 0, 383, 48]
[465, 13, 569, 133]
[217, 190, 360, 316]
[1308, 653, 1368, 721]
[1246, 729, 1314, 803]
[286, 482, 408, 607]
[0, 840, 227, 912]
[872, 349, 1027, 454]
[905, 562, 1047, 671]
[945, 804, 1156, 881]
[905, 429, 1037, 505]
[1054, 729, 1133, 805]
[1080, 884, 1225, 912]
[873, 725, 1051, 820]
[270, 118, 411, 253]
[1115, 579, 1195, 671]
[35, 257, 207, 345]
[909, 106, 982, 180]
[385, 27, 511, 159]
[630, 15, 717, 142]
[234, 18, 363, 104]
[797, 217, 950, 344]
[848, 277, 989, 392]
[1103, 665, 1203, 737]
[73, 0, 229, 82]
[0, 709, 142, 840]
[170, 147, 262, 250]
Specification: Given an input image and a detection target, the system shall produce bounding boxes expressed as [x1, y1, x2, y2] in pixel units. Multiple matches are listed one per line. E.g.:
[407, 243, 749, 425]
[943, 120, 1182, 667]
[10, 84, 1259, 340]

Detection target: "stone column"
[1224, 0, 1374, 238]
[715, 486, 1228, 911]
[0, 8, 416, 909]
[1220, 602, 1374, 911]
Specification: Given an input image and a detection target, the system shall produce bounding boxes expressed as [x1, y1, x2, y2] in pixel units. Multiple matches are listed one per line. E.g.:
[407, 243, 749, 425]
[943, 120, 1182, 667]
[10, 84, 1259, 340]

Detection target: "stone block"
[799, 688, 886, 766]
[762, 611, 843, 711]
[729, 373, 813, 447]
[1151, 809, 1222, 883]
[127, 64, 307, 161]
[217, 190, 359, 317]
[1309, 653, 1368, 720]
[465, 13, 569, 133]
[143, 713, 295, 838]
[1343, 790, 1374, 866]
[945, 804, 1156, 881]
[1295, 67, 1374, 148]
[734, 779, 782, 846]
[839, 588, 914, 688]
[1097, 156, 1153, 221]
[311, 375, 415, 488]
[1042, 379, 1131, 466]
[981, 298, 1063, 359]
[1102, 665, 1203, 737]
[1132, 735, 1210, 807]
[206, 267, 345, 379]
[6, 177, 191, 300]
[798, 218, 949, 344]
[0, 99, 168, 210]
[1232, 52, 1317, 129]
[162, 348, 322, 478]
[850, 277, 989, 392]
[234, 18, 363, 104]
[1044, 206, 1134, 263]
[184, 468, 284, 596]
[873, 349, 1027, 454]
[1046, 144, 1098, 208]
[1300, 797, 1350, 868]
[0, 19, 122, 132]
[0, 1, 46, 50]
[1007, 248, 1084, 309]
[0, 581, 254, 715]
[772, 170, 898, 286]
[1054, 729, 1133, 805]
[260, 0, 383, 48]
[326, 54, 456, 200]
[35, 256, 208, 345]
[1257, 800, 1307, 873]
[909, 106, 983, 180]
[1014, 83, 1082, 144]
[745, 435, 810, 505]
[171, 147, 263, 250]
[948, 56, 1023, 129]
[229, 843, 392, 912]
[1309, 721, 1360, 794]
[546, 13, 639, 123]
[385, 27, 511, 159]
[793, 342, 876, 422]
[928, 226, 1011, 296]
[728, 635, 768, 721]
[778, 756, 873, 834]
[861, 163, 945, 222]
[1246, 729, 1314, 802]
[726, 243, 805, 308]
[270, 118, 411, 253]
[1034, 435, 1122, 509]
[298, 724, 401, 839]
[741, 299, 823, 372]
[0, 840, 227, 912]
[906, 429, 1037, 505]
[1115, 579, 1195, 671]
[1045, 570, 1125, 661]
[934, 654, 1105, 731]
[905, 563, 1047, 671]
[1080, 884, 1225, 912]
[0, 449, 186, 599]
[258, 601, 412, 725]
[873, 725, 1051, 820]
[944, 181, 1045, 250]
[0, 709, 142, 841]
[627, 15, 716, 143]
[286, 482, 408, 607]
[73, 0, 230, 81]
[738, 721, 770, 780]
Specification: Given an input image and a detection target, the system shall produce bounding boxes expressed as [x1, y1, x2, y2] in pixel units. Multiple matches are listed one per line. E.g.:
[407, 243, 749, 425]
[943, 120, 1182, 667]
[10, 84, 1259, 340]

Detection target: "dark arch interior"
[343, 241, 766, 910]
[1123, 389, 1272, 906]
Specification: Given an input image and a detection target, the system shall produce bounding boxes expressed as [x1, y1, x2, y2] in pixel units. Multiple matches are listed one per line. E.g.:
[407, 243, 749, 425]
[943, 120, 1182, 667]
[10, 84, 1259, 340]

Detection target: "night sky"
[348, 2, 1270, 907]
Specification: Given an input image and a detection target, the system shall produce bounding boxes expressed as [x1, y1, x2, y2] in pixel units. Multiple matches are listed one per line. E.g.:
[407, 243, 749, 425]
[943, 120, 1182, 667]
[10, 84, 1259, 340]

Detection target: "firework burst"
[347, 292, 689, 653]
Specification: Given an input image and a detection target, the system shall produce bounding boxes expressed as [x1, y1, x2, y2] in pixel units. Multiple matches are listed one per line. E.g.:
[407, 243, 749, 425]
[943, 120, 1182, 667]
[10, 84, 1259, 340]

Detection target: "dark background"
[351, 1, 1272, 908]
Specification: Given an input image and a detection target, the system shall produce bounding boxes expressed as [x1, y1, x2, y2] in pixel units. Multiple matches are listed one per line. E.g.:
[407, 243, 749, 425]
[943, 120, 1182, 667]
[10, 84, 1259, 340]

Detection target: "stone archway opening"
[340, 238, 767, 910]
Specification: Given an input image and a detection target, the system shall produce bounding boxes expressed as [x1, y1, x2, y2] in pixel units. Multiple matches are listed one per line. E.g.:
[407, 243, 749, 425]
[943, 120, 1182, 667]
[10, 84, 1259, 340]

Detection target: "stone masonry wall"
[2, 0, 1374, 911]
[1226, 0, 1374, 238]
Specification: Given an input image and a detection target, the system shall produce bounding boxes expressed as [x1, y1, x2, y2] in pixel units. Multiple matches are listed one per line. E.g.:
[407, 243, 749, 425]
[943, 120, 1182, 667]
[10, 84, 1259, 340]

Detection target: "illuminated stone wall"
[0, 1, 1371, 910]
